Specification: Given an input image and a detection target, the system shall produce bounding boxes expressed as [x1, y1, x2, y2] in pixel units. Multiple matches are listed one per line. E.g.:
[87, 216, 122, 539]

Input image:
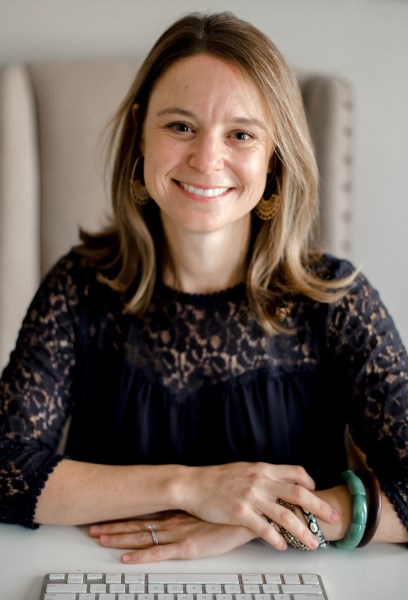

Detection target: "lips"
[178, 181, 229, 198]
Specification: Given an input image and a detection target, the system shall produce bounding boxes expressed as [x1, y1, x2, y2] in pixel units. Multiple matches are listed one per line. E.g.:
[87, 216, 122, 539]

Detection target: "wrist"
[166, 464, 195, 512]
[314, 485, 352, 542]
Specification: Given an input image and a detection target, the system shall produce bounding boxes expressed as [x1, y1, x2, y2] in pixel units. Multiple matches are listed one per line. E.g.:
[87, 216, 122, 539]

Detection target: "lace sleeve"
[0, 255, 79, 528]
[327, 271, 408, 530]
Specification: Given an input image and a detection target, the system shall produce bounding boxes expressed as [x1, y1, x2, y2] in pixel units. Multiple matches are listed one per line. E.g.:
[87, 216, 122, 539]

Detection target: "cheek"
[240, 153, 268, 190]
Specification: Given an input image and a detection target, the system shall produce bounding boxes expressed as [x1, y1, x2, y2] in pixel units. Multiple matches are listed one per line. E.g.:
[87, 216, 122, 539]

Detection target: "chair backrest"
[0, 60, 353, 369]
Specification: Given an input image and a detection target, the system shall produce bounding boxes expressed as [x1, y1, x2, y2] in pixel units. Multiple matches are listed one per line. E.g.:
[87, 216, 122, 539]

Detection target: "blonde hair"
[79, 11, 355, 334]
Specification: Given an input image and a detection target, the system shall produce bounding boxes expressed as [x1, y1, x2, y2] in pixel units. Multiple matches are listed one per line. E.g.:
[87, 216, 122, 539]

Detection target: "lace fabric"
[0, 251, 407, 530]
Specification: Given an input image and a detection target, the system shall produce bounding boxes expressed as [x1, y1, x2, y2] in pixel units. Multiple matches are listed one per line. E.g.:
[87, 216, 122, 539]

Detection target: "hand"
[89, 511, 256, 562]
[177, 462, 340, 550]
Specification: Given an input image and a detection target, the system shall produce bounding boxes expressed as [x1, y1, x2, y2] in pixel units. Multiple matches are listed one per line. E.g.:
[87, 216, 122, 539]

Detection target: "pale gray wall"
[1, 0, 407, 344]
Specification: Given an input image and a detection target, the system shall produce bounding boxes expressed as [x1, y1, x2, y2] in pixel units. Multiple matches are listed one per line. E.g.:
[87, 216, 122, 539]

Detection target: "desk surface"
[0, 523, 407, 600]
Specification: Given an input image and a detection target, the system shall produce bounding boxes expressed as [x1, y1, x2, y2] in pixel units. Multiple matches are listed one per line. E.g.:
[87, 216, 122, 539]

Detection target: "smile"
[178, 181, 229, 198]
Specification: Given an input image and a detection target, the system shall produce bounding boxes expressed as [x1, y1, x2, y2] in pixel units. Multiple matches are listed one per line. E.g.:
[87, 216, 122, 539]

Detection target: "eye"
[232, 130, 255, 142]
[168, 122, 194, 134]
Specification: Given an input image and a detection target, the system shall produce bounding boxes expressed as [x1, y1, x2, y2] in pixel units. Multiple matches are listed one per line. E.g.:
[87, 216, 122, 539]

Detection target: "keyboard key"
[264, 575, 282, 584]
[149, 574, 240, 584]
[46, 583, 87, 593]
[283, 574, 301, 584]
[224, 585, 241, 593]
[176, 594, 193, 600]
[48, 574, 66, 581]
[125, 574, 145, 584]
[129, 584, 146, 593]
[149, 584, 165, 593]
[168, 585, 184, 593]
[242, 575, 263, 584]
[110, 583, 126, 593]
[293, 596, 323, 600]
[68, 573, 84, 583]
[89, 583, 107, 593]
[262, 585, 280, 593]
[243, 584, 260, 593]
[281, 584, 322, 595]
[106, 573, 122, 584]
[205, 585, 222, 593]
[44, 595, 80, 600]
[301, 574, 319, 585]
[87, 573, 104, 581]
[186, 584, 203, 593]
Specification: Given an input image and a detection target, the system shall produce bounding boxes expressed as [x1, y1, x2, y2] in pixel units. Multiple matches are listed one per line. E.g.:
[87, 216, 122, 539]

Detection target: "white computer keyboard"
[39, 572, 329, 600]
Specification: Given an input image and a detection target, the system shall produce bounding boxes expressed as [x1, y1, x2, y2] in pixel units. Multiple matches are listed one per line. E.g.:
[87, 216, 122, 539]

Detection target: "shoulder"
[310, 253, 357, 281]
[37, 248, 120, 312]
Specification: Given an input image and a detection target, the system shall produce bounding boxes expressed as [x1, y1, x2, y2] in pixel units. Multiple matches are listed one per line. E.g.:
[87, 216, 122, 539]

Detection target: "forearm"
[34, 459, 185, 526]
[315, 486, 408, 544]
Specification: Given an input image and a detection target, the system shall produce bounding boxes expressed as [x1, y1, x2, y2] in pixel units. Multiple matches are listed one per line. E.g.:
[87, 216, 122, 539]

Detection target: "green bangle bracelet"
[335, 470, 368, 550]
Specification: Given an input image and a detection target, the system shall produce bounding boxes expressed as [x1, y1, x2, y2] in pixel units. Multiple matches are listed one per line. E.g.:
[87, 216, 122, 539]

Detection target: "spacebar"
[148, 574, 240, 584]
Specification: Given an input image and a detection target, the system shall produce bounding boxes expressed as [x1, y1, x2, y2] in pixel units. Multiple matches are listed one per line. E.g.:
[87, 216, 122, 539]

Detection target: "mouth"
[176, 180, 230, 199]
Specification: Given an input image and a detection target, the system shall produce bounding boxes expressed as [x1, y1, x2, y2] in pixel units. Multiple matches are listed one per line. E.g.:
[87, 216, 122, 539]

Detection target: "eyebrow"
[156, 108, 268, 131]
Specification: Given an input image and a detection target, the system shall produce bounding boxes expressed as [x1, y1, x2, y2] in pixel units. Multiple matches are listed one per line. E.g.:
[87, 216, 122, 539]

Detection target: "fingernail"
[122, 554, 131, 562]
[99, 535, 110, 545]
[309, 537, 319, 549]
[90, 525, 100, 533]
[330, 510, 340, 522]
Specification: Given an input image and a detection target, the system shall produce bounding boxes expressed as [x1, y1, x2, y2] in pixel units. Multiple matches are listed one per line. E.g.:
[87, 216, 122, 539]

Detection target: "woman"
[0, 12, 407, 563]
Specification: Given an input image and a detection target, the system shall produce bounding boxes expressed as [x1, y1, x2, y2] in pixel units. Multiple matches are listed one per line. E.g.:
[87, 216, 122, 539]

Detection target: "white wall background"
[1, 0, 407, 345]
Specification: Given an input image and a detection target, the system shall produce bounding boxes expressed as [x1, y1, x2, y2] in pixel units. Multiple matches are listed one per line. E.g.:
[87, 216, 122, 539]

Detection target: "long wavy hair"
[79, 11, 355, 334]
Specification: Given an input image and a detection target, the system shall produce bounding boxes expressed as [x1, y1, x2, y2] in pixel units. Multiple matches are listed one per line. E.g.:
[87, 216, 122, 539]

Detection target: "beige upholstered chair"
[0, 61, 353, 370]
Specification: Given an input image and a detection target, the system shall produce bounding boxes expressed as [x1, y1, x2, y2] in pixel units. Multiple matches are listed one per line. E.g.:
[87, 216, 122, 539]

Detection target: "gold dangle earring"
[254, 172, 281, 220]
[129, 156, 150, 205]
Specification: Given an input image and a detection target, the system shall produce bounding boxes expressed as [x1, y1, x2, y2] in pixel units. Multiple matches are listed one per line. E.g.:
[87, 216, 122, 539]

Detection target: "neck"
[161, 219, 251, 294]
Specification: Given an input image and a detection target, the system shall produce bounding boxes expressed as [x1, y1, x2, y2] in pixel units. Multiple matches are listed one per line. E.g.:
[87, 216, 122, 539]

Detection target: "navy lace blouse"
[0, 250, 407, 531]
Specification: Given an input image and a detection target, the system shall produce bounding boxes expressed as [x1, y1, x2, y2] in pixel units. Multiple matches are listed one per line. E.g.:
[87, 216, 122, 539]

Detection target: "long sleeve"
[0, 256, 78, 527]
[326, 269, 408, 530]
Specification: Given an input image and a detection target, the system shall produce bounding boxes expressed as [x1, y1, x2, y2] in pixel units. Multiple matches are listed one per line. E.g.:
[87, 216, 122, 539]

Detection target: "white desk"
[0, 523, 406, 600]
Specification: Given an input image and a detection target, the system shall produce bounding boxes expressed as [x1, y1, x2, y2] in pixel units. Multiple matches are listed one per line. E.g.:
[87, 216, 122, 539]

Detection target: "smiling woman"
[0, 11, 407, 564]
[140, 54, 273, 273]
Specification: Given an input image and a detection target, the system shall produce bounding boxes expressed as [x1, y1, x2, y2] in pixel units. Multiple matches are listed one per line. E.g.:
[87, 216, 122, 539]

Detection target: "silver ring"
[147, 524, 159, 545]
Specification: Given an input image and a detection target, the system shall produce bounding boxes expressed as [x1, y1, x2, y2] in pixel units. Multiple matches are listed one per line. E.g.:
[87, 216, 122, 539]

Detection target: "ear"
[132, 103, 145, 154]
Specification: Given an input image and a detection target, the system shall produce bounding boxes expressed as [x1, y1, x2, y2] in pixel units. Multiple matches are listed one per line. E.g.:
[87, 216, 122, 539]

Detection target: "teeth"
[180, 182, 228, 198]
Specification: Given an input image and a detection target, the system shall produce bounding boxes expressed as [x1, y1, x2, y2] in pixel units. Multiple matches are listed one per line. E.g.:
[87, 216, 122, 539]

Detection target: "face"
[140, 54, 274, 237]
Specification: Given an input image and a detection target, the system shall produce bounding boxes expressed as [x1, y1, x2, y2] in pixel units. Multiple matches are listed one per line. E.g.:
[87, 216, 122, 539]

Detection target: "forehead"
[148, 54, 269, 118]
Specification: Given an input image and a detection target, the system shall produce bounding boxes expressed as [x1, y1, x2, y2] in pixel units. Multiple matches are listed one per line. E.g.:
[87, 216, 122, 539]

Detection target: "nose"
[188, 132, 225, 174]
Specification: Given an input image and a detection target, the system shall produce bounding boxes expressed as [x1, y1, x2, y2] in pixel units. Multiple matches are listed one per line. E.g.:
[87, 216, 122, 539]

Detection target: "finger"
[89, 520, 151, 537]
[229, 506, 288, 551]
[279, 484, 339, 524]
[121, 541, 198, 563]
[270, 503, 319, 550]
[97, 521, 192, 549]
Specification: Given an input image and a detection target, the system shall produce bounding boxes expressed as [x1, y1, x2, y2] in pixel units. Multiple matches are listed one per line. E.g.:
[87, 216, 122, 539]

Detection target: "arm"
[326, 268, 408, 541]
[35, 459, 339, 552]
[0, 256, 77, 527]
[316, 485, 408, 544]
